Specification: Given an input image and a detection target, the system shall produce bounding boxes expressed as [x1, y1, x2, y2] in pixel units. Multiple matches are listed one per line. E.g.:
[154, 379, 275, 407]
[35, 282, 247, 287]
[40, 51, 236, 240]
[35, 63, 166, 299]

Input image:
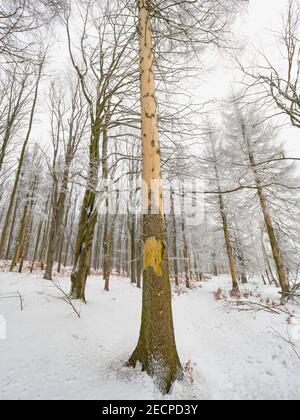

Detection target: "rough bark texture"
[70, 189, 98, 302]
[70, 109, 101, 300]
[129, 215, 183, 394]
[129, 0, 182, 395]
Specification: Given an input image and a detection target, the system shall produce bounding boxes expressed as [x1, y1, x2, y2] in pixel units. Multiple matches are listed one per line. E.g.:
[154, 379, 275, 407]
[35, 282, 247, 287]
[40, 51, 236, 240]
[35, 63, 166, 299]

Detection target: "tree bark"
[70, 189, 98, 302]
[180, 188, 191, 288]
[128, 0, 182, 394]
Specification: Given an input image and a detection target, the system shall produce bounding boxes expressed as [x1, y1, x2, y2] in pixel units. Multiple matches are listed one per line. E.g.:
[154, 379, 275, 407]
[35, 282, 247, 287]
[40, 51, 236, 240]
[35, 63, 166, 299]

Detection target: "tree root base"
[128, 347, 183, 395]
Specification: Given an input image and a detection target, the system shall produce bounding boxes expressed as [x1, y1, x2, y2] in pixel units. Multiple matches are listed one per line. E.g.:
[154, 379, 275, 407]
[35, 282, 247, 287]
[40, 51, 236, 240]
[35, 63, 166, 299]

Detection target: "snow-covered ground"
[0, 271, 300, 400]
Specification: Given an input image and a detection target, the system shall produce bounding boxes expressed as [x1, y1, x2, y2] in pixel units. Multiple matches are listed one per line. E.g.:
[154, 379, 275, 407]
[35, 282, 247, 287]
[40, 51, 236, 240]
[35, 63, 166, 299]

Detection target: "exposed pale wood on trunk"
[128, 0, 182, 395]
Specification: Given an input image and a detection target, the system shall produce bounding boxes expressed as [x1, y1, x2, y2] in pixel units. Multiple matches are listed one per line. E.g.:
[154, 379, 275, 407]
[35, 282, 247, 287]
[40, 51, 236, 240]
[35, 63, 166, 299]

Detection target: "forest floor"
[0, 269, 300, 400]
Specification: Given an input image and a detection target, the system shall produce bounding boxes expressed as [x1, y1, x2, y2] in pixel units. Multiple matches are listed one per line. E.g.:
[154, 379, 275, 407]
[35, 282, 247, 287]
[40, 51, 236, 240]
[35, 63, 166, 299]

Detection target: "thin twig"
[49, 279, 81, 318]
[0, 292, 24, 311]
[272, 328, 300, 360]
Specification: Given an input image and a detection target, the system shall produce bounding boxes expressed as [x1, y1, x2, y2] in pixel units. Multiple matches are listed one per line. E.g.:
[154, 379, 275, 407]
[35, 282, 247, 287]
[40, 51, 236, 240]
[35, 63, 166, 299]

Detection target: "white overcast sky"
[206, 0, 300, 158]
[245, 0, 300, 158]
[35, 0, 300, 160]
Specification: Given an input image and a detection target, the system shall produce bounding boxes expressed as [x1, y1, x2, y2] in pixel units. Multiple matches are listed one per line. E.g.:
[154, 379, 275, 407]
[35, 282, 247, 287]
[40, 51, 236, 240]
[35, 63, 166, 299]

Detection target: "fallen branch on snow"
[49, 279, 81, 318]
[272, 328, 300, 360]
[0, 292, 24, 311]
[226, 299, 294, 317]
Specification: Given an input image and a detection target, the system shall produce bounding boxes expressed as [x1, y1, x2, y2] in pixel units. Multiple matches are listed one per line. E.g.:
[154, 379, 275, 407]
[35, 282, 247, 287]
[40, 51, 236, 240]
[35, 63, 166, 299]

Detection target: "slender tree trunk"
[103, 205, 117, 292]
[218, 193, 239, 295]
[170, 186, 179, 286]
[30, 218, 43, 273]
[130, 214, 137, 284]
[115, 219, 122, 275]
[246, 137, 289, 295]
[181, 217, 190, 288]
[212, 251, 218, 276]
[57, 190, 72, 273]
[10, 175, 37, 272]
[136, 216, 143, 289]
[10, 193, 30, 271]
[70, 189, 98, 302]
[70, 107, 101, 301]
[128, 1, 182, 394]
[44, 169, 69, 280]
[37, 192, 51, 270]
[5, 191, 20, 260]
[95, 218, 103, 272]
[211, 139, 239, 294]
[233, 225, 247, 284]
[64, 194, 77, 268]
[261, 234, 279, 287]
[103, 202, 110, 291]
[180, 185, 191, 288]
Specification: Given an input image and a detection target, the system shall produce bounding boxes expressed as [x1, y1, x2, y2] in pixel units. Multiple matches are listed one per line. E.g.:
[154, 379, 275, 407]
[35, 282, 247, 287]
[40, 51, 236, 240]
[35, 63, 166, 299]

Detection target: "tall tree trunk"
[70, 189, 98, 302]
[245, 133, 289, 295]
[233, 223, 247, 284]
[10, 175, 38, 272]
[136, 216, 143, 289]
[211, 139, 239, 294]
[129, 213, 137, 284]
[170, 186, 179, 286]
[103, 202, 110, 291]
[218, 193, 239, 294]
[57, 188, 73, 273]
[70, 95, 101, 301]
[212, 251, 218, 276]
[64, 194, 77, 268]
[181, 216, 190, 288]
[103, 203, 117, 292]
[44, 169, 69, 280]
[30, 218, 43, 273]
[128, 1, 182, 394]
[115, 219, 123, 275]
[5, 191, 20, 260]
[180, 188, 190, 288]
[10, 192, 30, 271]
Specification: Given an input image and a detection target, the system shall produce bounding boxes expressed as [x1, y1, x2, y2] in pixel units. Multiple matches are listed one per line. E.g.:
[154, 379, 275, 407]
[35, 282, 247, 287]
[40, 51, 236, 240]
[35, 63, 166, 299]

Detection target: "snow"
[0, 271, 300, 400]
